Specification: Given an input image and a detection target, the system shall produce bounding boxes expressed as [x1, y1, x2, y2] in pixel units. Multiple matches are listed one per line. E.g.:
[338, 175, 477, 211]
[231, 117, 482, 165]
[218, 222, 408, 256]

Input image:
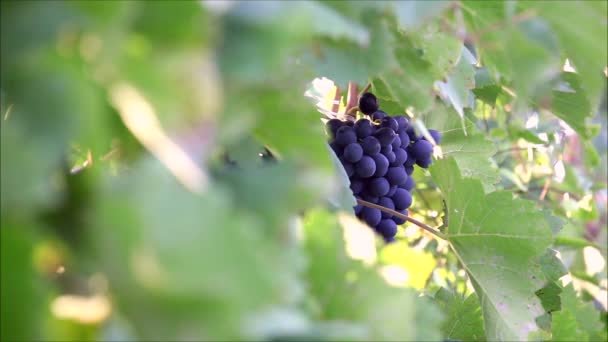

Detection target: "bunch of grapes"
[327, 92, 441, 242]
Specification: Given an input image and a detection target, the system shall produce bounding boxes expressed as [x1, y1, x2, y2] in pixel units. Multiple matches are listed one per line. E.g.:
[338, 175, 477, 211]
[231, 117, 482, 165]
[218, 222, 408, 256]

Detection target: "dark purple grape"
[368, 177, 390, 197]
[326, 119, 344, 137]
[355, 156, 376, 178]
[341, 160, 355, 177]
[374, 127, 397, 146]
[393, 209, 408, 225]
[406, 126, 417, 141]
[354, 119, 373, 138]
[371, 110, 387, 121]
[402, 176, 415, 191]
[372, 153, 389, 177]
[425, 129, 441, 144]
[335, 126, 357, 146]
[386, 184, 397, 197]
[350, 178, 364, 194]
[405, 165, 414, 175]
[391, 136, 402, 150]
[378, 197, 395, 219]
[380, 144, 392, 154]
[404, 152, 416, 167]
[399, 131, 410, 148]
[392, 188, 413, 210]
[384, 151, 396, 164]
[392, 148, 408, 166]
[394, 116, 409, 131]
[359, 92, 378, 115]
[362, 136, 381, 156]
[386, 166, 407, 186]
[416, 157, 433, 168]
[330, 141, 342, 156]
[361, 192, 379, 204]
[361, 207, 381, 226]
[343, 143, 363, 163]
[376, 219, 397, 239]
[410, 140, 433, 160]
[354, 204, 363, 215]
[380, 117, 399, 132]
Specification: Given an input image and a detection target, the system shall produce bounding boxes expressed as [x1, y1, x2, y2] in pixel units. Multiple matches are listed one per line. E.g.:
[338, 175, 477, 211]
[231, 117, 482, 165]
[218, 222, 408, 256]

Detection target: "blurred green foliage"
[1, 1, 606, 341]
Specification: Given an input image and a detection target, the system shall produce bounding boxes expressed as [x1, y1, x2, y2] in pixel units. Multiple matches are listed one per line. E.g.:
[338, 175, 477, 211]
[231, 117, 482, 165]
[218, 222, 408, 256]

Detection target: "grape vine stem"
[356, 199, 447, 240]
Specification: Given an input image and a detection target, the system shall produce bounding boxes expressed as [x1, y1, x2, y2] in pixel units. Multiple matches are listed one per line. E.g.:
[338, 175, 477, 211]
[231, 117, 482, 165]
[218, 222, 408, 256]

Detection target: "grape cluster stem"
[356, 199, 447, 240]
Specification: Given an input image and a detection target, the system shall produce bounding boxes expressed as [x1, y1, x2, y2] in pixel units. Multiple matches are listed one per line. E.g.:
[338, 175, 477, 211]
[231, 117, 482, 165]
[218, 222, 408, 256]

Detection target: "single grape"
[427, 129, 442, 144]
[405, 165, 414, 175]
[371, 110, 387, 121]
[399, 131, 410, 148]
[374, 127, 397, 146]
[402, 176, 415, 191]
[359, 92, 378, 115]
[404, 153, 416, 167]
[354, 118, 373, 138]
[361, 207, 381, 226]
[350, 178, 364, 194]
[361, 136, 381, 156]
[384, 151, 396, 164]
[361, 192, 379, 204]
[354, 204, 363, 215]
[372, 153, 389, 177]
[355, 156, 376, 178]
[380, 117, 399, 132]
[368, 177, 390, 197]
[391, 136, 402, 150]
[335, 126, 357, 146]
[325, 119, 344, 137]
[376, 219, 397, 239]
[391, 148, 408, 166]
[386, 166, 407, 186]
[341, 159, 355, 177]
[406, 126, 418, 142]
[392, 188, 413, 210]
[386, 184, 397, 197]
[378, 197, 395, 219]
[343, 143, 363, 163]
[380, 144, 392, 154]
[394, 116, 409, 131]
[393, 209, 408, 225]
[409, 140, 433, 161]
[329, 141, 342, 156]
[416, 157, 432, 168]
[384, 236, 397, 243]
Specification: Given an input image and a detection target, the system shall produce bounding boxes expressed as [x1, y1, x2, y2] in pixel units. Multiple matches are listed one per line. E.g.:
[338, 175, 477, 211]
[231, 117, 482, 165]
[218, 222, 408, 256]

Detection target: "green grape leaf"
[463, 1, 561, 104]
[409, 19, 464, 79]
[431, 157, 554, 341]
[394, 1, 452, 30]
[422, 105, 499, 192]
[549, 72, 594, 139]
[473, 67, 502, 105]
[552, 285, 606, 342]
[527, 1, 608, 106]
[435, 288, 486, 341]
[377, 34, 436, 112]
[436, 47, 476, 121]
[310, 17, 396, 88]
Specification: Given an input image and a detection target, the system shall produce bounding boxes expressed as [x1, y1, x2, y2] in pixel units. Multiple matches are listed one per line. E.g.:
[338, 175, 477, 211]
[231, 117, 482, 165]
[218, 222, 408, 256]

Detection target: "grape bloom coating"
[327, 92, 441, 242]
